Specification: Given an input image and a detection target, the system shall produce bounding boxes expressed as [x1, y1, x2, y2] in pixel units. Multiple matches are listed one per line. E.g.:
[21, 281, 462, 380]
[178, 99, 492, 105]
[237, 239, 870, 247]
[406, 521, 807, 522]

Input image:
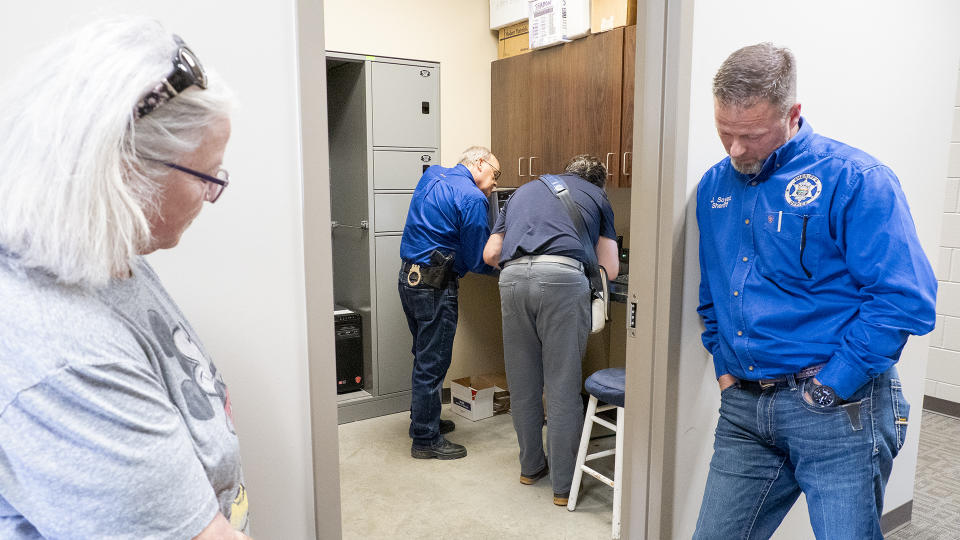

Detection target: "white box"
[528, 0, 590, 50]
[490, 0, 528, 30]
[564, 0, 591, 39]
[450, 374, 509, 421]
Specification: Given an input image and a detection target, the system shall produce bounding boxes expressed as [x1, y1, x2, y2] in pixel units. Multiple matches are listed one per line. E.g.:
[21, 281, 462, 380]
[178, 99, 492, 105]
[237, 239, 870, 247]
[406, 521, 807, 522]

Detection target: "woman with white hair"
[0, 17, 251, 539]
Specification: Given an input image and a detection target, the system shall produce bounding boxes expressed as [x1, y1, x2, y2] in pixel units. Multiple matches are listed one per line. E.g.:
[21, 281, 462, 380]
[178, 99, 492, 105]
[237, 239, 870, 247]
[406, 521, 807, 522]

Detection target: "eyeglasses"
[136, 35, 207, 119]
[164, 162, 229, 203]
[481, 159, 501, 182]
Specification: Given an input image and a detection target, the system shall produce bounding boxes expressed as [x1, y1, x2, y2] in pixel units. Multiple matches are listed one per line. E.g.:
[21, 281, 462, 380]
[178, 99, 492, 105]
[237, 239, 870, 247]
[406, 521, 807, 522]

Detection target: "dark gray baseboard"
[923, 395, 960, 418]
[881, 500, 912, 535]
[337, 391, 410, 424]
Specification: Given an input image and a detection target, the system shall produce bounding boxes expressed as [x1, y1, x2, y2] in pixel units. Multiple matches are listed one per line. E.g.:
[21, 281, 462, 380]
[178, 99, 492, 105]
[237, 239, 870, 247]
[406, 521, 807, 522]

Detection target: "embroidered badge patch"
[784, 174, 822, 207]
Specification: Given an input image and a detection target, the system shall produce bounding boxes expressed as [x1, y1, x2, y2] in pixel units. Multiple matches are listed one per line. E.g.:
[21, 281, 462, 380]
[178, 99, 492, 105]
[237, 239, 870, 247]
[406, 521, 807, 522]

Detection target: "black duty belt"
[401, 260, 455, 289]
[738, 363, 826, 392]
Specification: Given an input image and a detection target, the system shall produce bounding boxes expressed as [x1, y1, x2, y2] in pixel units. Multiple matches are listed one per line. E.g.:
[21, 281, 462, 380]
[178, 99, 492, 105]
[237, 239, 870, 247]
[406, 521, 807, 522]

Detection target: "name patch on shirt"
[785, 174, 822, 207]
[711, 195, 732, 209]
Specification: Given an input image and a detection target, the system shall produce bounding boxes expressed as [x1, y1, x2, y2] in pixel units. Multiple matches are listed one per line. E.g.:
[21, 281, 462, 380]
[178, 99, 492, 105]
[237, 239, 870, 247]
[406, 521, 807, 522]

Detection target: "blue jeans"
[398, 272, 458, 446]
[693, 367, 909, 540]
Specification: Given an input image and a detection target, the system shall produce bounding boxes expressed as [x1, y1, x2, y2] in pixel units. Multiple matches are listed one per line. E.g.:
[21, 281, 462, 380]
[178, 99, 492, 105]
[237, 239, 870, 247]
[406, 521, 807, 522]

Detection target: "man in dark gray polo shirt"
[483, 155, 619, 507]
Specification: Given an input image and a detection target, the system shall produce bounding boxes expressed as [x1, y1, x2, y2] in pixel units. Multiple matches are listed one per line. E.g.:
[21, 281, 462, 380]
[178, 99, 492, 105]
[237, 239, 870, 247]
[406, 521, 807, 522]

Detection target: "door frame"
[621, 0, 695, 538]
[298, 0, 697, 537]
[296, 1, 344, 538]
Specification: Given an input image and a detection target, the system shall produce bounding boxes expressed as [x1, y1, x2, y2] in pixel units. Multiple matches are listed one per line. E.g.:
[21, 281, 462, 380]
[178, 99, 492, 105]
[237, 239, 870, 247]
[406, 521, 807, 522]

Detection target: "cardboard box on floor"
[591, 0, 637, 33]
[451, 373, 510, 421]
[498, 19, 529, 59]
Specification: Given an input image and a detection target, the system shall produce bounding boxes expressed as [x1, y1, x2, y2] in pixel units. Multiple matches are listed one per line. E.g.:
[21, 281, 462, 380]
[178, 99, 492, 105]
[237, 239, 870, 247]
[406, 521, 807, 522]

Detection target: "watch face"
[810, 384, 837, 407]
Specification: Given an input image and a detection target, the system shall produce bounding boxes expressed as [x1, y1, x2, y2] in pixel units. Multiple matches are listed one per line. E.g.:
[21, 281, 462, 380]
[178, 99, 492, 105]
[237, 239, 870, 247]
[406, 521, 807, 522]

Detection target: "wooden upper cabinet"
[557, 27, 624, 184]
[620, 25, 636, 188]
[491, 26, 637, 189]
[491, 52, 531, 187]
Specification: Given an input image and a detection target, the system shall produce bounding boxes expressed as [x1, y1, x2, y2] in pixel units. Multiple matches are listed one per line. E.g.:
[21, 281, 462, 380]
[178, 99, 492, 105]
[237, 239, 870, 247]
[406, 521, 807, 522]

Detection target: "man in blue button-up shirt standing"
[399, 146, 498, 460]
[693, 43, 937, 539]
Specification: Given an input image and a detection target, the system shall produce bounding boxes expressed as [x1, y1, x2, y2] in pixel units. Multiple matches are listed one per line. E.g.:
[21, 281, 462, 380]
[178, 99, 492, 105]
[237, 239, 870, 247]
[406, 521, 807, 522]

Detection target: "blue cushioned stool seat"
[584, 368, 625, 408]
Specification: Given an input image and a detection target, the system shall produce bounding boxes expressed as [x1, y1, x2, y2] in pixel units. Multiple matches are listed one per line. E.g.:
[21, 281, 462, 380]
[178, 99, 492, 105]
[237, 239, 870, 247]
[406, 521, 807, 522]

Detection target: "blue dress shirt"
[400, 163, 493, 277]
[696, 118, 937, 398]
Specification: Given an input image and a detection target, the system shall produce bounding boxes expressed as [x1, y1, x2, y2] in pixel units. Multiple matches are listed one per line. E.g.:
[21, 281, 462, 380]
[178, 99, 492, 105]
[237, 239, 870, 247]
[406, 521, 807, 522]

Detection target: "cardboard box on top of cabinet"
[591, 0, 637, 33]
[498, 19, 530, 59]
[450, 374, 510, 421]
[490, 0, 528, 30]
[528, 0, 590, 50]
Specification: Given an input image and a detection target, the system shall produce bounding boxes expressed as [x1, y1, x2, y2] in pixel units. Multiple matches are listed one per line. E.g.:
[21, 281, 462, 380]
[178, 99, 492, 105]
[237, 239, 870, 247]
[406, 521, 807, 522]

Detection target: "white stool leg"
[567, 395, 597, 511]
[612, 406, 624, 539]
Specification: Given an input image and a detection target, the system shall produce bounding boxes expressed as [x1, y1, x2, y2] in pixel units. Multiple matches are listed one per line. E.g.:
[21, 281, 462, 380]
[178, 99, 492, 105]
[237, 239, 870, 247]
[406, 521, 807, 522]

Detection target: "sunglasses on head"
[135, 35, 207, 119]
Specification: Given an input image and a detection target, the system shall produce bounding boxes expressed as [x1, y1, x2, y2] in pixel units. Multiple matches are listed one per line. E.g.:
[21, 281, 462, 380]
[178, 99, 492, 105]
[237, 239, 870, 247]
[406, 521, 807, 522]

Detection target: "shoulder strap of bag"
[538, 175, 598, 268]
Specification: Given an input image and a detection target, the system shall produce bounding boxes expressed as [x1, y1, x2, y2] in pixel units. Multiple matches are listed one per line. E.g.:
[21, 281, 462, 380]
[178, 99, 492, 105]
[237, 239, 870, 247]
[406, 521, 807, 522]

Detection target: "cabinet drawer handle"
[529, 156, 538, 177]
[518, 157, 526, 177]
[622, 152, 632, 176]
[605, 152, 615, 177]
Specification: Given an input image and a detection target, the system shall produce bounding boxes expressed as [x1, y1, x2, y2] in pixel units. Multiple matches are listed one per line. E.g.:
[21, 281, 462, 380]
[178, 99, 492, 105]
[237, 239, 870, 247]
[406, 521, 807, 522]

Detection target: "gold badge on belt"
[407, 264, 422, 286]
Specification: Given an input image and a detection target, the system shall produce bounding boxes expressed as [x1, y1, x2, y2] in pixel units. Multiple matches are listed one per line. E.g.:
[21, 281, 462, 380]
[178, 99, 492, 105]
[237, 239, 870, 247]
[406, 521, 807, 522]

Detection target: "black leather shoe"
[411, 436, 467, 460]
[439, 419, 455, 435]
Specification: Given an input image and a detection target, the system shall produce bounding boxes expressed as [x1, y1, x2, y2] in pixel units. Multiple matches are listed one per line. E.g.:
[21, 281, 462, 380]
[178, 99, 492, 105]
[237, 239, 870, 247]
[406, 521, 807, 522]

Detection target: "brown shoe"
[519, 465, 549, 485]
[553, 492, 569, 506]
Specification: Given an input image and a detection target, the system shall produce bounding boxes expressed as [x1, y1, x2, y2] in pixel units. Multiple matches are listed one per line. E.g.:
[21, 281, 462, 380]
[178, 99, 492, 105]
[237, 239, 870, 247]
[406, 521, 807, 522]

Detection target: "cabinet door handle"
[605, 152, 615, 177]
[622, 152, 632, 176]
[529, 156, 538, 177]
[518, 157, 526, 177]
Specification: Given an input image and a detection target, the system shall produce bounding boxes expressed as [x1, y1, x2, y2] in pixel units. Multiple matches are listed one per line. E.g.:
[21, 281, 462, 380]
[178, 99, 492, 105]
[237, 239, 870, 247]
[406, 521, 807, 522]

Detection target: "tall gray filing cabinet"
[326, 52, 440, 423]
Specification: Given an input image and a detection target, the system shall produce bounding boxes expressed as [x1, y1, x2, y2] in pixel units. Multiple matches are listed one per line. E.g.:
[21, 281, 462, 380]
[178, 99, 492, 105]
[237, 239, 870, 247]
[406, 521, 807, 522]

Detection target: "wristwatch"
[808, 381, 839, 407]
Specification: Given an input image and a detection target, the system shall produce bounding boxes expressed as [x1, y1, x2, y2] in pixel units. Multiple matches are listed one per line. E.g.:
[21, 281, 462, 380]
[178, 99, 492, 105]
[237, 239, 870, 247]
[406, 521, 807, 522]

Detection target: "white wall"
[324, 0, 496, 167]
[0, 3, 321, 539]
[671, 1, 960, 537]
[926, 67, 960, 402]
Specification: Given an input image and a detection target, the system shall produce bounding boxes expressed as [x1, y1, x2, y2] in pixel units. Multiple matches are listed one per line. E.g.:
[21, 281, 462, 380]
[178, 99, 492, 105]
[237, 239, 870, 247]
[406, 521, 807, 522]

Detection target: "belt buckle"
[407, 264, 422, 286]
[759, 379, 776, 389]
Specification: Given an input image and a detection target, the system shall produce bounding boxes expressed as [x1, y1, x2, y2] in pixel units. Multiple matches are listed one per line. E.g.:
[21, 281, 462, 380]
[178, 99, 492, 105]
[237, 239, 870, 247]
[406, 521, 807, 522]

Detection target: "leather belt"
[503, 254, 584, 272]
[738, 363, 826, 392]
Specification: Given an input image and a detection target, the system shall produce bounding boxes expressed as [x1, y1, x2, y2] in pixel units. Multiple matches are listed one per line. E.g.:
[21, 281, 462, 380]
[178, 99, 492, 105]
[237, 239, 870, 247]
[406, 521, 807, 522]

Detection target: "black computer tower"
[334, 307, 364, 394]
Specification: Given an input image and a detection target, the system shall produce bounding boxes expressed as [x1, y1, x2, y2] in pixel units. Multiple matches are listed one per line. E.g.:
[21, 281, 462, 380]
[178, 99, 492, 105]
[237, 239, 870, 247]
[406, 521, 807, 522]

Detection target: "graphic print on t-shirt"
[148, 310, 235, 433]
[230, 483, 249, 530]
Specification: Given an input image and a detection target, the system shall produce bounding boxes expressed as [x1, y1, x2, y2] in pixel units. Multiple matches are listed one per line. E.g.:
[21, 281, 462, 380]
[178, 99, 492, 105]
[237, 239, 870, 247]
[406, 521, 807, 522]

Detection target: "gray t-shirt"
[0, 251, 247, 539]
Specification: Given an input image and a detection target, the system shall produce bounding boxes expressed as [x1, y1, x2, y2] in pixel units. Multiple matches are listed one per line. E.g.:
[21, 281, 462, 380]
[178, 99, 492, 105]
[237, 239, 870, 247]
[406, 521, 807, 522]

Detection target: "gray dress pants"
[498, 259, 590, 495]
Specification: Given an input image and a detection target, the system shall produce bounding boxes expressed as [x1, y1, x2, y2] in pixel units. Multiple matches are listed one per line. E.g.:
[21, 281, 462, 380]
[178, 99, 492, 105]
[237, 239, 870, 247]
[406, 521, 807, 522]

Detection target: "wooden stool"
[568, 368, 625, 540]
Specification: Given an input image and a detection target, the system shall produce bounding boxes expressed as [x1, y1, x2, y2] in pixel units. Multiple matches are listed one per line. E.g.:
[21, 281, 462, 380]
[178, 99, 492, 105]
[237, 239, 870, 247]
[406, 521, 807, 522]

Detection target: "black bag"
[539, 175, 609, 334]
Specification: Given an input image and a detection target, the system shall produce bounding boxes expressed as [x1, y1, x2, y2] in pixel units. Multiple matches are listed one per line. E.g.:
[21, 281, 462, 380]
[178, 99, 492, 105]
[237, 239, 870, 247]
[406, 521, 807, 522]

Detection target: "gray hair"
[565, 154, 607, 188]
[713, 42, 796, 115]
[0, 16, 235, 287]
[458, 145, 494, 166]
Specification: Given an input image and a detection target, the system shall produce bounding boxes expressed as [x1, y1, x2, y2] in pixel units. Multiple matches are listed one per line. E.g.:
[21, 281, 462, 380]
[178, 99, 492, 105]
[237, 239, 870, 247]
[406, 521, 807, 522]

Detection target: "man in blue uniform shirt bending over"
[693, 43, 937, 539]
[399, 146, 499, 460]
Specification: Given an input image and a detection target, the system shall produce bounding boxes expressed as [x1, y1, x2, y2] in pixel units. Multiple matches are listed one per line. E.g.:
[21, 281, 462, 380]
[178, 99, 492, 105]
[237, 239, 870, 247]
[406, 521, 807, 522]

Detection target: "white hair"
[0, 16, 235, 287]
[458, 145, 494, 166]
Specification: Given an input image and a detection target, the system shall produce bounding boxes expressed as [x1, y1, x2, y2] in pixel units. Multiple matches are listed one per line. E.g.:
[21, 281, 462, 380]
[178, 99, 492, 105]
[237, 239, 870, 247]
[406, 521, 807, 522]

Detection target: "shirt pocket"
[756, 212, 824, 281]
